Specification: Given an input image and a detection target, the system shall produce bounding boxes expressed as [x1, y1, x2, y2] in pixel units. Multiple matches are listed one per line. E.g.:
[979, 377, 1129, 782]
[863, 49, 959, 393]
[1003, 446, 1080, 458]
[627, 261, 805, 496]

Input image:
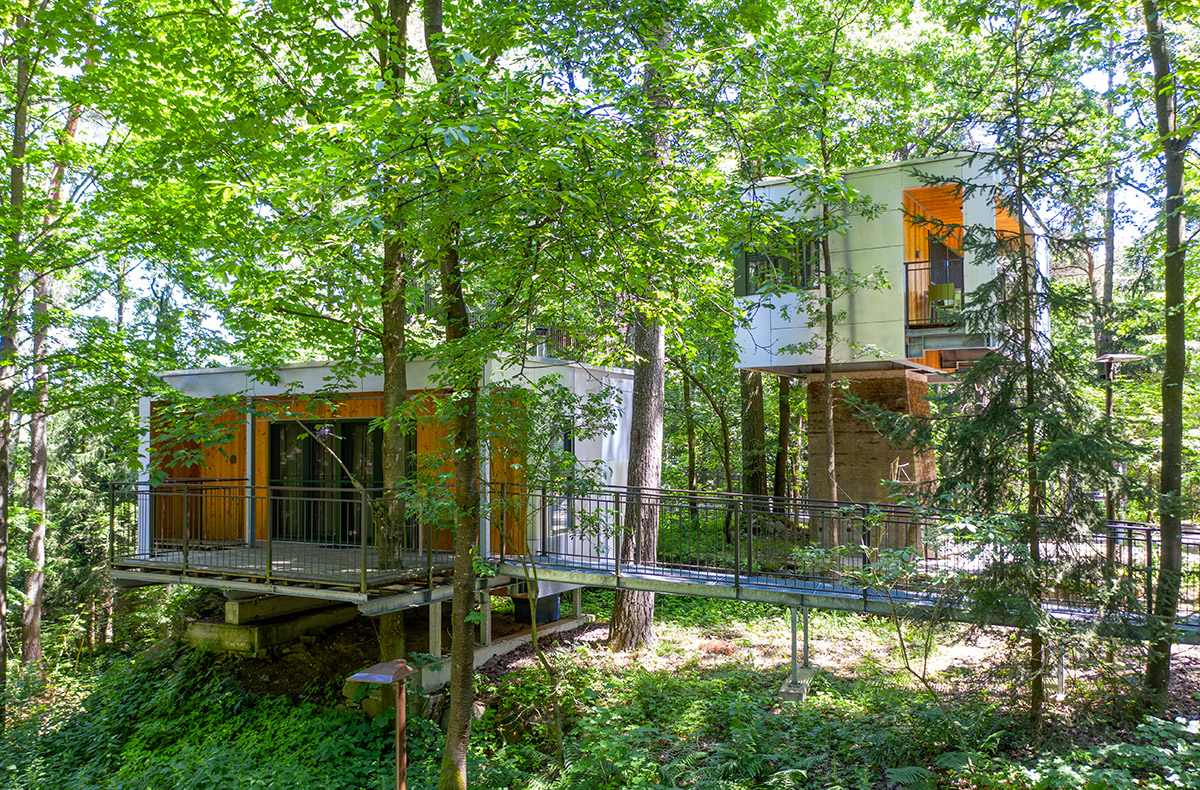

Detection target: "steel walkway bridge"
[109, 481, 1200, 644]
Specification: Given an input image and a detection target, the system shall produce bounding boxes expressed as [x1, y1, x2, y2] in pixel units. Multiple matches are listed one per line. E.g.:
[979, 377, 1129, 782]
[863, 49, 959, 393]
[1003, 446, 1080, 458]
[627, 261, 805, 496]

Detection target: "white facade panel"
[736, 154, 1018, 372]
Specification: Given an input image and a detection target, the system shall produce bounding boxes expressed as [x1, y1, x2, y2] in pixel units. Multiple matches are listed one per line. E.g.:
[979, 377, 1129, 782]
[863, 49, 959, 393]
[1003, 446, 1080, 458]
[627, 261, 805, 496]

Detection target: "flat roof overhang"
[736, 358, 945, 379]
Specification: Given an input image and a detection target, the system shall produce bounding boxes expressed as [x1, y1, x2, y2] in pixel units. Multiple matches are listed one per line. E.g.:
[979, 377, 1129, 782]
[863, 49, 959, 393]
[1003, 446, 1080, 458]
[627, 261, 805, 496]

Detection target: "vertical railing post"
[426, 499, 434, 590]
[747, 501, 755, 576]
[862, 505, 871, 567]
[802, 606, 811, 668]
[181, 483, 190, 576]
[613, 491, 621, 579]
[790, 607, 798, 684]
[361, 489, 370, 594]
[108, 482, 116, 563]
[540, 487, 548, 556]
[1146, 530, 1155, 612]
[498, 483, 507, 564]
[733, 498, 741, 594]
[265, 487, 273, 584]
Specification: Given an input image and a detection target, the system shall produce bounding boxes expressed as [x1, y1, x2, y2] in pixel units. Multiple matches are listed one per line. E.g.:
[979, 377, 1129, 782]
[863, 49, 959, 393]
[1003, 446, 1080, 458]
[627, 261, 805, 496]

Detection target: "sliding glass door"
[269, 420, 382, 545]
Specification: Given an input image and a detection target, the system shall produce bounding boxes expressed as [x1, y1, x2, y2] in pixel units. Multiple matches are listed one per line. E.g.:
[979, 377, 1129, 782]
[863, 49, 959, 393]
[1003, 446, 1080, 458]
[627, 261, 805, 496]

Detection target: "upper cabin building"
[733, 154, 1048, 510]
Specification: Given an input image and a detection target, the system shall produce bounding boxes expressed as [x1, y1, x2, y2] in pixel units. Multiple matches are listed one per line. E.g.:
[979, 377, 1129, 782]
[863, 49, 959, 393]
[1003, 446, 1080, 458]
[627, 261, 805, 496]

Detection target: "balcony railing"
[110, 479, 1200, 629]
[906, 258, 965, 328]
[109, 479, 456, 593]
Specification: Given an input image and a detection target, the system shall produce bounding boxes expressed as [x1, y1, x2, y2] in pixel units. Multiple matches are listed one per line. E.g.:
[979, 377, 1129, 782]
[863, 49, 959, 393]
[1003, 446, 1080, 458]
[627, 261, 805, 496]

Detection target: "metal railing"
[486, 482, 1200, 626]
[109, 479, 454, 593]
[110, 478, 1200, 626]
[906, 258, 965, 328]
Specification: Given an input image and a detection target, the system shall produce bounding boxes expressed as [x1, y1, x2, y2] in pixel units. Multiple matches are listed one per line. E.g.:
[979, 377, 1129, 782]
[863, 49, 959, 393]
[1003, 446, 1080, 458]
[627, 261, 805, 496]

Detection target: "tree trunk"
[422, 5, 480, 786]
[434, 235, 480, 790]
[820, 225, 840, 547]
[682, 363, 699, 525]
[740, 370, 767, 498]
[774, 375, 790, 503]
[1010, 24, 1045, 727]
[22, 259, 49, 678]
[610, 14, 671, 654]
[2, 7, 33, 729]
[1100, 40, 1116, 357]
[1142, 0, 1188, 708]
[610, 311, 665, 651]
[21, 103, 82, 678]
[375, 0, 412, 661]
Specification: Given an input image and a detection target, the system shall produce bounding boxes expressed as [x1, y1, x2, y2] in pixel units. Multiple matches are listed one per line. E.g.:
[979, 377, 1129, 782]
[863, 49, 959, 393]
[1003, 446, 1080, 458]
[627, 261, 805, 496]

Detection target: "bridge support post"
[475, 590, 492, 648]
[1054, 644, 1066, 702]
[803, 606, 810, 668]
[782, 606, 816, 704]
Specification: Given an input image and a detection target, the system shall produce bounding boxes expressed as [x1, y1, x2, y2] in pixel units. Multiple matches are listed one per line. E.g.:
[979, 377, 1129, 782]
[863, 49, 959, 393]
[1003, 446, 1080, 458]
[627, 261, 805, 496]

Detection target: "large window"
[268, 420, 391, 544]
[735, 234, 821, 296]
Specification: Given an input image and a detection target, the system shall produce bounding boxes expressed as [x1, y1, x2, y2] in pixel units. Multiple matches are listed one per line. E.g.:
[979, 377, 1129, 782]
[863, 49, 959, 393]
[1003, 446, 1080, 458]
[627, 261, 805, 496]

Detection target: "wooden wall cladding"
[150, 390, 524, 551]
[150, 402, 246, 544]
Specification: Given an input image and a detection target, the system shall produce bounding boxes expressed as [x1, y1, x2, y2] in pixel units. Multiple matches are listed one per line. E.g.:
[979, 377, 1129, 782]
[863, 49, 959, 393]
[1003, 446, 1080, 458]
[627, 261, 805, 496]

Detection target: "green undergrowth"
[5, 596, 1198, 790]
[472, 649, 1002, 789]
[1, 649, 443, 790]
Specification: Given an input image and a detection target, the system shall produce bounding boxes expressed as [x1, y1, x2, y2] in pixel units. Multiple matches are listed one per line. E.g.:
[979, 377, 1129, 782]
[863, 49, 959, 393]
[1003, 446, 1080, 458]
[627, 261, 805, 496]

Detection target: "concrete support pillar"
[571, 587, 583, 619]
[428, 601, 442, 657]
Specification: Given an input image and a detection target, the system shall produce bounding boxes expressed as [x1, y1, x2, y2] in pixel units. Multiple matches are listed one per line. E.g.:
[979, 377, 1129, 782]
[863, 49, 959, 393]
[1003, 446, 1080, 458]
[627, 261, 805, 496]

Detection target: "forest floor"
[3, 589, 1198, 789]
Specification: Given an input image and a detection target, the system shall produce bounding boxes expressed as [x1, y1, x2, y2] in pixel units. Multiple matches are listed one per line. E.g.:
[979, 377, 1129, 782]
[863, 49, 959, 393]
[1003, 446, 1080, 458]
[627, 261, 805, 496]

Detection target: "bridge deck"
[499, 553, 1200, 644]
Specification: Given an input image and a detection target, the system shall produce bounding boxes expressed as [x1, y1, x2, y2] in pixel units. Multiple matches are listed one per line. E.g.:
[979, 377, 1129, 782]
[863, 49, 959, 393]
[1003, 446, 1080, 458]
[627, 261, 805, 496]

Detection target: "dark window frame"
[735, 231, 822, 296]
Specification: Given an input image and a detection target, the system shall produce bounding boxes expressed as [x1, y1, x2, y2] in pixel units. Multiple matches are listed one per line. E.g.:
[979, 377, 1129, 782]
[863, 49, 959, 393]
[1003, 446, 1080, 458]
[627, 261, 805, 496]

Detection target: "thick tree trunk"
[375, 0, 412, 660]
[22, 273, 48, 676]
[740, 370, 767, 498]
[774, 375, 790, 502]
[422, 6, 480, 786]
[1143, 0, 1188, 707]
[434, 238, 480, 790]
[611, 312, 665, 651]
[610, 15, 670, 653]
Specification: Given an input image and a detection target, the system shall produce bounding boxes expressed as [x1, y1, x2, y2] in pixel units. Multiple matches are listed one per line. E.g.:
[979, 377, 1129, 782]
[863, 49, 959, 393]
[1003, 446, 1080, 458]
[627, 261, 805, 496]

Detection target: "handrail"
[109, 478, 1189, 537]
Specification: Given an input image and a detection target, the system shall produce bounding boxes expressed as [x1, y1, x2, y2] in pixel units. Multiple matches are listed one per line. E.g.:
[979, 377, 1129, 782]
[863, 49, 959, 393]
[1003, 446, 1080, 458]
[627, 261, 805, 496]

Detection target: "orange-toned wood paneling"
[489, 443, 528, 558]
[904, 187, 965, 328]
[149, 403, 246, 543]
[995, 201, 1020, 237]
[155, 389, 510, 551]
[903, 186, 963, 263]
[412, 393, 456, 551]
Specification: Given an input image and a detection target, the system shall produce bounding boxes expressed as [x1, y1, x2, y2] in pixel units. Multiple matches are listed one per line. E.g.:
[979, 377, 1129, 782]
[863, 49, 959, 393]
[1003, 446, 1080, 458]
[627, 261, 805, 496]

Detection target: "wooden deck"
[113, 542, 455, 591]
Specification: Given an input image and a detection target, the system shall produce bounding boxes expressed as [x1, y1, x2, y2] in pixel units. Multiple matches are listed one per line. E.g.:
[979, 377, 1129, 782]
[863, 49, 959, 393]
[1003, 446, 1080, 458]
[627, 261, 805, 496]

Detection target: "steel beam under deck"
[357, 576, 515, 617]
[500, 560, 1200, 645]
[112, 570, 372, 603]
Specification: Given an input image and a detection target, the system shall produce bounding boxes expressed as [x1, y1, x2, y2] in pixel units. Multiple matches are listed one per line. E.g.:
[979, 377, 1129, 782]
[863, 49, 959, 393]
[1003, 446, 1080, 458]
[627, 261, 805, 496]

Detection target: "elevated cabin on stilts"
[733, 153, 1047, 550]
[111, 356, 633, 679]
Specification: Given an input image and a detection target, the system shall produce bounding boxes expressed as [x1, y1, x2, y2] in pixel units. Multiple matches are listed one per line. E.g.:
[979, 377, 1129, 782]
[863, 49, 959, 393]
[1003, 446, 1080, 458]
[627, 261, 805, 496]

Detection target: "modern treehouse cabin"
[111, 356, 633, 662]
[734, 154, 1048, 533]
